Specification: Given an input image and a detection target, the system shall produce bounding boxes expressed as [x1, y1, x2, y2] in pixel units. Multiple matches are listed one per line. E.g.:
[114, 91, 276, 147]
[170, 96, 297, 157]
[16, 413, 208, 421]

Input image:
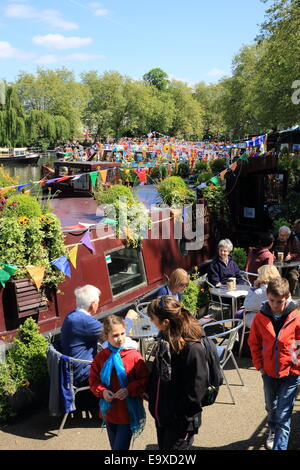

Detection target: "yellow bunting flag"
[100, 170, 108, 184]
[24, 190, 31, 196]
[68, 245, 78, 269]
[220, 169, 227, 180]
[230, 162, 238, 172]
[26, 266, 45, 291]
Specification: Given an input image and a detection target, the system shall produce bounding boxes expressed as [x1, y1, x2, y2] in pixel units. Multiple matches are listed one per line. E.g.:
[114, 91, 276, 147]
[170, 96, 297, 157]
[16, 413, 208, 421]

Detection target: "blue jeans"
[106, 422, 132, 450]
[262, 373, 300, 450]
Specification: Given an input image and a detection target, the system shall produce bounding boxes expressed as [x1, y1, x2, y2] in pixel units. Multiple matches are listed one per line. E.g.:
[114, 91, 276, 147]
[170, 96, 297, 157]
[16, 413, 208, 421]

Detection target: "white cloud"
[34, 54, 60, 65]
[66, 52, 105, 61]
[94, 8, 108, 16]
[33, 34, 92, 50]
[5, 3, 78, 31]
[0, 40, 33, 60]
[206, 68, 225, 77]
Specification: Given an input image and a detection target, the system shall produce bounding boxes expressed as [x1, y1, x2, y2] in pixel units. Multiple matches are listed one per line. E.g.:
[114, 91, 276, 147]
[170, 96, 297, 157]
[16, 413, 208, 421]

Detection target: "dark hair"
[259, 233, 274, 248]
[147, 296, 203, 353]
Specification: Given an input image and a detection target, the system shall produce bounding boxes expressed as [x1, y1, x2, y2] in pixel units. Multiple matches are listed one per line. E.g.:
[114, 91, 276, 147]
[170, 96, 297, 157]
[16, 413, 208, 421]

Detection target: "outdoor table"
[128, 315, 158, 358]
[274, 260, 300, 274]
[209, 284, 251, 318]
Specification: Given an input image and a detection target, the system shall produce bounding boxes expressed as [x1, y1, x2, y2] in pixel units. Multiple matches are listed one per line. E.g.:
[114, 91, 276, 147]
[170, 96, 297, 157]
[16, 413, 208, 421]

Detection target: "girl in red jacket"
[248, 278, 300, 451]
[89, 315, 149, 450]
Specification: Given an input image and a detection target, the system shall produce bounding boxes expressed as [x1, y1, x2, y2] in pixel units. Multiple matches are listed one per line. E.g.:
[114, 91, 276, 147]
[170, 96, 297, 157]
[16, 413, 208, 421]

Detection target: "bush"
[181, 280, 199, 315]
[280, 191, 300, 225]
[194, 160, 209, 172]
[209, 158, 227, 173]
[7, 317, 48, 386]
[176, 162, 190, 178]
[196, 171, 214, 186]
[2, 194, 42, 219]
[273, 217, 290, 234]
[231, 247, 247, 270]
[157, 176, 195, 207]
[95, 184, 136, 206]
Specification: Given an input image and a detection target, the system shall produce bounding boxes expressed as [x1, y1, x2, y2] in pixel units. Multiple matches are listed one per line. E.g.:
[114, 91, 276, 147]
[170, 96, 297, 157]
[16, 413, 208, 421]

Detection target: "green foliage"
[273, 217, 290, 234]
[231, 247, 247, 270]
[181, 280, 199, 314]
[149, 166, 168, 181]
[143, 68, 170, 91]
[7, 318, 48, 385]
[280, 191, 300, 225]
[95, 184, 136, 206]
[2, 194, 42, 219]
[157, 176, 195, 207]
[0, 319, 48, 423]
[209, 158, 226, 173]
[202, 185, 230, 225]
[176, 162, 190, 178]
[196, 171, 214, 185]
[194, 160, 209, 172]
[119, 168, 139, 186]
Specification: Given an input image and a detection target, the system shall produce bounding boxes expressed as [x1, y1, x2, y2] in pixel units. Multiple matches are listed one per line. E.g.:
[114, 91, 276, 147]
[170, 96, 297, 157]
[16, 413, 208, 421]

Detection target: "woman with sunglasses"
[146, 296, 208, 450]
[155, 268, 189, 301]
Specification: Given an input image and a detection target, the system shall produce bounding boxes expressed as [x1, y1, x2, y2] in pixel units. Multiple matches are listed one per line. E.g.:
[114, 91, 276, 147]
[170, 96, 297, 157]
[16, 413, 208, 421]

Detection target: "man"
[61, 285, 138, 386]
[273, 226, 300, 295]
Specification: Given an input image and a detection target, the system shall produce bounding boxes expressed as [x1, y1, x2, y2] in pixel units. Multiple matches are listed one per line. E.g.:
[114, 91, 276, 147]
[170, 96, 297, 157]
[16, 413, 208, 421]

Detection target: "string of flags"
[0, 228, 97, 290]
[196, 153, 248, 190]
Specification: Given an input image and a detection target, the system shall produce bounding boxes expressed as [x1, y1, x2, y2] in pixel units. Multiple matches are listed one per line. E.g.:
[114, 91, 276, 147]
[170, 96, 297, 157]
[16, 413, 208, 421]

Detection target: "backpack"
[201, 335, 223, 407]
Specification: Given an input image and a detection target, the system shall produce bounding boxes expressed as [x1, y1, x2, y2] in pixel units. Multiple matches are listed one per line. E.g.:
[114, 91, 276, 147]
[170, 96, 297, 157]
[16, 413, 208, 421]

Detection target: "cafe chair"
[240, 271, 258, 286]
[46, 342, 93, 436]
[204, 275, 232, 321]
[203, 319, 244, 405]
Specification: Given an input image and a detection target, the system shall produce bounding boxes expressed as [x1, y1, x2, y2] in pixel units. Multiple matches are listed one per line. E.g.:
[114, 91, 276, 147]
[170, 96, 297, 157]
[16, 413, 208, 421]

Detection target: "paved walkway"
[1, 357, 300, 451]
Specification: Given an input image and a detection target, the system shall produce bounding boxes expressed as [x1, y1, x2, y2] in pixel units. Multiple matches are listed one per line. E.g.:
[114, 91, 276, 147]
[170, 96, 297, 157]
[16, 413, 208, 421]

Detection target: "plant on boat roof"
[200, 185, 230, 227]
[96, 184, 152, 248]
[156, 176, 195, 207]
[0, 193, 67, 294]
[231, 247, 247, 270]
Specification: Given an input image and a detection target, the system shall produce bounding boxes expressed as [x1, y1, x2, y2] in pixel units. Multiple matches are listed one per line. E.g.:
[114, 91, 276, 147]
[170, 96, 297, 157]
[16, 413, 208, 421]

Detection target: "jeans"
[106, 422, 132, 450]
[262, 373, 300, 450]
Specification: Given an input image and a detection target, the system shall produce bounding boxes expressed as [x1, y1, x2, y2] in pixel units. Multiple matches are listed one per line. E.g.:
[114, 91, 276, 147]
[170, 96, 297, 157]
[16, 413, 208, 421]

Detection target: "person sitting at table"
[207, 239, 245, 287]
[242, 265, 281, 329]
[245, 233, 275, 284]
[155, 268, 189, 301]
[273, 226, 300, 295]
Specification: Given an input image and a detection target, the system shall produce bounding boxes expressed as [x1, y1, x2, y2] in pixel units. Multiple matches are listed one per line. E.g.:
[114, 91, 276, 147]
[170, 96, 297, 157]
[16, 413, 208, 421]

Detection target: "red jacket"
[245, 247, 275, 276]
[89, 346, 149, 424]
[248, 301, 300, 378]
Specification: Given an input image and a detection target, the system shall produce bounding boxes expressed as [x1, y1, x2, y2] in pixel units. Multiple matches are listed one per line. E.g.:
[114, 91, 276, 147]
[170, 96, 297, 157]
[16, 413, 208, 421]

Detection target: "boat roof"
[50, 185, 162, 231]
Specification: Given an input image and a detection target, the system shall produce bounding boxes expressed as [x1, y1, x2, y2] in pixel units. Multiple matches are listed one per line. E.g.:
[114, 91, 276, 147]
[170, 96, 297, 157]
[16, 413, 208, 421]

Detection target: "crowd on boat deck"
[55, 222, 300, 451]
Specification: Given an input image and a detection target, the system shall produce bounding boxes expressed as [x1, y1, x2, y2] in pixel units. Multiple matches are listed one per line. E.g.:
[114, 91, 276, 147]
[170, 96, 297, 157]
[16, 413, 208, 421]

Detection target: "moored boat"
[0, 148, 40, 164]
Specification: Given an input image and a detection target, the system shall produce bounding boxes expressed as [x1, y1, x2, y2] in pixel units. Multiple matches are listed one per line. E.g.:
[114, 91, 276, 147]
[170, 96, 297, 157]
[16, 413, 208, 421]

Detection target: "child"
[147, 296, 208, 450]
[248, 278, 300, 450]
[89, 315, 149, 450]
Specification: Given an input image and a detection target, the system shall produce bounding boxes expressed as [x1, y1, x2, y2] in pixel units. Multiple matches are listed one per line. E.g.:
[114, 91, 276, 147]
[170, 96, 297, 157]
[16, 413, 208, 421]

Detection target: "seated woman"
[207, 239, 245, 287]
[155, 268, 189, 302]
[245, 233, 275, 284]
[242, 264, 281, 328]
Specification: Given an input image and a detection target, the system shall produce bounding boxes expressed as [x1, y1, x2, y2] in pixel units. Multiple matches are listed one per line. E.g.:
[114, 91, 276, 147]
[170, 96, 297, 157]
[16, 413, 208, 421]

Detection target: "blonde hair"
[257, 265, 280, 285]
[166, 268, 189, 292]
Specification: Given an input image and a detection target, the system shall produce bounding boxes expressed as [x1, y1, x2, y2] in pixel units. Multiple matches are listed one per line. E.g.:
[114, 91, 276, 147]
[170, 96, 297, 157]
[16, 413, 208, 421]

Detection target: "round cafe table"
[274, 260, 300, 274]
[209, 284, 251, 318]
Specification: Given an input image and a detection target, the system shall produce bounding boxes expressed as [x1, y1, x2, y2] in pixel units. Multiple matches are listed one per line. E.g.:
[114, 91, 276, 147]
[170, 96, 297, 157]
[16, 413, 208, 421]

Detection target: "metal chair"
[204, 274, 232, 320]
[203, 319, 244, 404]
[46, 342, 93, 436]
[135, 301, 158, 361]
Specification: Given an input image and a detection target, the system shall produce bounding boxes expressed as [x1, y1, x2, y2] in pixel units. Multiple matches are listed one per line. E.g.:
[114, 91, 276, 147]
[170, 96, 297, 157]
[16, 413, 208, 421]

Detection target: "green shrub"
[7, 317, 48, 386]
[2, 194, 42, 219]
[181, 280, 199, 315]
[231, 247, 247, 270]
[280, 191, 300, 225]
[209, 158, 226, 173]
[0, 363, 19, 423]
[176, 162, 190, 178]
[194, 160, 209, 172]
[95, 184, 136, 206]
[196, 171, 214, 185]
[273, 217, 290, 234]
[157, 176, 195, 207]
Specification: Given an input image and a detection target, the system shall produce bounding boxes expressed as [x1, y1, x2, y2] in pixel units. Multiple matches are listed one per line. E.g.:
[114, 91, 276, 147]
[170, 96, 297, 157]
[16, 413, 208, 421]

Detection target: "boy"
[248, 278, 300, 450]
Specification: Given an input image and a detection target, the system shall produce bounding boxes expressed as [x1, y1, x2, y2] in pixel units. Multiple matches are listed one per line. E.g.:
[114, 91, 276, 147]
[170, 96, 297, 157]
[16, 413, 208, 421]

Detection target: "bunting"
[81, 230, 95, 254]
[26, 266, 45, 290]
[68, 245, 78, 269]
[51, 256, 71, 278]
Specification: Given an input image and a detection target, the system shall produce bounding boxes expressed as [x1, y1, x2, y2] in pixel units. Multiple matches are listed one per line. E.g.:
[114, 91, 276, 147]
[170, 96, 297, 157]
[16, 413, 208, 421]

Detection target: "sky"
[0, 0, 269, 85]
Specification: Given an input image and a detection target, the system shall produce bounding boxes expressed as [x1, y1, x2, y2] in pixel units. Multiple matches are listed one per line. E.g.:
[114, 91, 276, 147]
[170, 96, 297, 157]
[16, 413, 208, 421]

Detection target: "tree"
[143, 68, 170, 92]
[0, 85, 26, 147]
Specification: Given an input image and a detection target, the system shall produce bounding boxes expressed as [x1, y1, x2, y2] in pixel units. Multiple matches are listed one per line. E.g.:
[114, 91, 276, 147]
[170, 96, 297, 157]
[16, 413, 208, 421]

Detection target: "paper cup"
[277, 252, 284, 263]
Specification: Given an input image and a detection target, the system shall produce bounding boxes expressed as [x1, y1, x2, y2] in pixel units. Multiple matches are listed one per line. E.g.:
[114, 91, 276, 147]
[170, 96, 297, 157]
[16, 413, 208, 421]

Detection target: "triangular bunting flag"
[81, 230, 95, 253]
[26, 266, 45, 290]
[0, 269, 12, 288]
[89, 171, 98, 187]
[230, 162, 238, 172]
[220, 169, 227, 180]
[51, 256, 71, 278]
[1, 263, 18, 276]
[99, 170, 108, 184]
[239, 153, 249, 163]
[210, 176, 220, 186]
[68, 245, 78, 269]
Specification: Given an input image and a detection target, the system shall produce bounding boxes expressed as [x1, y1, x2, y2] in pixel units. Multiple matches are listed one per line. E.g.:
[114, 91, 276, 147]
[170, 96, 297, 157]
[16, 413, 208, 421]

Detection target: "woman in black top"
[147, 296, 208, 450]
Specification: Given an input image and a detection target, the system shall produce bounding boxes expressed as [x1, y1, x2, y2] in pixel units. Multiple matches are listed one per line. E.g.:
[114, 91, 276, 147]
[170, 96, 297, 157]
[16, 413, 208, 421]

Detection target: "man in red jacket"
[248, 278, 300, 451]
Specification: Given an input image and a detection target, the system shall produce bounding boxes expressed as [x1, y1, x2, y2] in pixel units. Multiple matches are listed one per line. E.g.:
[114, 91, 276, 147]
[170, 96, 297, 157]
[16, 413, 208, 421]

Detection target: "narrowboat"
[0, 186, 212, 342]
[0, 148, 40, 164]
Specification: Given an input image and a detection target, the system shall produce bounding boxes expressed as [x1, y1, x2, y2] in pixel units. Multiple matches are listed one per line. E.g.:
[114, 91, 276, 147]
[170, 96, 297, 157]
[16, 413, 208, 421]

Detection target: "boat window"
[106, 247, 146, 297]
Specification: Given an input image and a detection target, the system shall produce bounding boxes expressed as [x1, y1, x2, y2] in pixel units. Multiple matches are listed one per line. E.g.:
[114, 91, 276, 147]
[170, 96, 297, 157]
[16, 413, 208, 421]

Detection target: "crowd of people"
[57, 223, 300, 452]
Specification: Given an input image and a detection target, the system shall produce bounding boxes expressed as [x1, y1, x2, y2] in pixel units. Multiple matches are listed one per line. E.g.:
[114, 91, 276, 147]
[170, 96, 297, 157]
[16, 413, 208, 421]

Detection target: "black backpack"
[201, 335, 223, 407]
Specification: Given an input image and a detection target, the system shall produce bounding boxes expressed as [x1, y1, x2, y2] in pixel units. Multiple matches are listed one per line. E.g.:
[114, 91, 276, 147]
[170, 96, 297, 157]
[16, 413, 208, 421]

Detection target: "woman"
[245, 233, 275, 284]
[242, 264, 281, 328]
[207, 239, 244, 286]
[155, 268, 189, 301]
[147, 296, 208, 450]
